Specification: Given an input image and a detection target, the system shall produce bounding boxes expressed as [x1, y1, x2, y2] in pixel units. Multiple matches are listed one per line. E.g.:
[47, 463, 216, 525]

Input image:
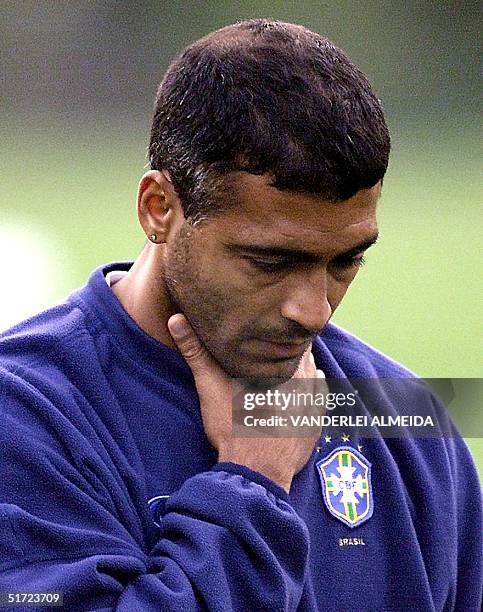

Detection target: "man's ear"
[137, 170, 184, 244]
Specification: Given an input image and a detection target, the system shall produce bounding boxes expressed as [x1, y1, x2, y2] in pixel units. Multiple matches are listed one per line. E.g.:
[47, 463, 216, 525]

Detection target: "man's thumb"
[168, 314, 207, 370]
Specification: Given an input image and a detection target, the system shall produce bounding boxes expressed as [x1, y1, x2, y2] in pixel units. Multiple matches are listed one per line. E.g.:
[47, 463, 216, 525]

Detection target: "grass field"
[1, 118, 481, 475]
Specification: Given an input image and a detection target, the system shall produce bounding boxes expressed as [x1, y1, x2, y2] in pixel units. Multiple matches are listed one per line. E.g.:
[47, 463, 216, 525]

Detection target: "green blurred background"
[1, 2, 481, 472]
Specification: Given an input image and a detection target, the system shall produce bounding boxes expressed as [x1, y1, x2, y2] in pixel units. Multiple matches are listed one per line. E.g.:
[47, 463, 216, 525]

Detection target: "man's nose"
[280, 270, 332, 334]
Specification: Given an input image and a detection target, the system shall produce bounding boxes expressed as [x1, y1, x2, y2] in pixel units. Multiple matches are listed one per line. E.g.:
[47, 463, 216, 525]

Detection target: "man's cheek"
[327, 283, 351, 314]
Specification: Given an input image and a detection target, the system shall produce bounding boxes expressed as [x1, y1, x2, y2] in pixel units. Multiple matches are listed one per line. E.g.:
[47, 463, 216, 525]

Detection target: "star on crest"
[324, 435, 332, 444]
[341, 433, 350, 442]
[357, 444, 363, 452]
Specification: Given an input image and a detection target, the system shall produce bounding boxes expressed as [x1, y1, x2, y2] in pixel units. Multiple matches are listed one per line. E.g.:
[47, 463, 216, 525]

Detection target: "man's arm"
[0, 319, 318, 610]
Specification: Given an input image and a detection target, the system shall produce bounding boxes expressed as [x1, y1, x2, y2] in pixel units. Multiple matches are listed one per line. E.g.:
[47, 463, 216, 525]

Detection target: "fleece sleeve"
[445, 435, 483, 610]
[0, 370, 310, 611]
[428, 391, 483, 609]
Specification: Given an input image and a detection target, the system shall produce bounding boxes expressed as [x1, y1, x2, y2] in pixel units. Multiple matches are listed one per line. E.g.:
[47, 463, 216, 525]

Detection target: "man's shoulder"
[0, 264, 117, 377]
[319, 322, 417, 378]
[0, 295, 91, 371]
[0, 289, 114, 453]
[0, 288, 103, 418]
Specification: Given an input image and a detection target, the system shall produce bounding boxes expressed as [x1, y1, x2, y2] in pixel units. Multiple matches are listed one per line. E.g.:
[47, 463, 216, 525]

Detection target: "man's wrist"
[217, 447, 293, 493]
[213, 462, 294, 500]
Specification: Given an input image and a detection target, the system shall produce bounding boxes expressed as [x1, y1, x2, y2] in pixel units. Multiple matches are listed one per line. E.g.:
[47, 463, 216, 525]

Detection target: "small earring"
[150, 233, 158, 243]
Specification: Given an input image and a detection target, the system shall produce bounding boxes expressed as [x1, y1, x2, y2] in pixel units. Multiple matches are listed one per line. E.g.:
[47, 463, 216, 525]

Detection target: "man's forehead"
[223, 172, 380, 214]
[216, 172, 380, 253]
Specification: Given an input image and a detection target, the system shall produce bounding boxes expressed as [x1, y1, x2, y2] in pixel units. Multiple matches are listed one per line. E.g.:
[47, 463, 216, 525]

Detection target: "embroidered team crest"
[316, 446, 373, 528]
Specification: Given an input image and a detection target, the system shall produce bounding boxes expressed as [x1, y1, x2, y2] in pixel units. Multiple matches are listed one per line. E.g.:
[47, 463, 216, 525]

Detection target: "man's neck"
[111, 245, 178, 351]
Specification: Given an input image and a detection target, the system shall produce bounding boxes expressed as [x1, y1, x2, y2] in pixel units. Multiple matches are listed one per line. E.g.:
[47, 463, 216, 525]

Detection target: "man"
[0, 19, 481, 611]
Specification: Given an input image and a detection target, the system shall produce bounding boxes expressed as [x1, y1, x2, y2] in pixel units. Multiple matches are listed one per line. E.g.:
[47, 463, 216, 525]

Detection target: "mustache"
[242, 323, 319, 344]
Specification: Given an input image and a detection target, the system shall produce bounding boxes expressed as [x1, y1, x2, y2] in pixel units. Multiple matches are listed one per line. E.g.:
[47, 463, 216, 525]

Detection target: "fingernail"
[168, 316, 189, 339]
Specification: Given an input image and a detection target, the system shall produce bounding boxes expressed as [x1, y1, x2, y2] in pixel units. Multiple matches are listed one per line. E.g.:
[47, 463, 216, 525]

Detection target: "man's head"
[149, 19, 389, 220]
[139, 20, 389, 380]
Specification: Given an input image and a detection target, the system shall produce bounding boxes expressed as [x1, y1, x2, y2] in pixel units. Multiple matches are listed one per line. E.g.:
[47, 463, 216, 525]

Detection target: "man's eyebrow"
[225, 233, 379, 260]
[334, 234, 379, 258]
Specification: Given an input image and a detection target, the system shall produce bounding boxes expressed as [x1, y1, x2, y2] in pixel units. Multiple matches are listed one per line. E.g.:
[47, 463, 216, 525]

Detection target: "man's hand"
[168, 314, 322, 493]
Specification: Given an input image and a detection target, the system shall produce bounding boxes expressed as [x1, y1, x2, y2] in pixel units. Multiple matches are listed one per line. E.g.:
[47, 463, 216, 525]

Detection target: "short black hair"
[149, 19, 390, 220]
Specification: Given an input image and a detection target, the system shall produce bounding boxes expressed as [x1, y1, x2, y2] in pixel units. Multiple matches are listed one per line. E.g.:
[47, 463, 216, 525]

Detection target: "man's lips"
[249, 338, 309, 359]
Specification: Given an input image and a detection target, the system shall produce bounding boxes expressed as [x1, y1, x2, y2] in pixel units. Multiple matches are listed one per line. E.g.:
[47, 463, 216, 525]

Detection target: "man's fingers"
[168, 314, 211, 375]
[294, 347, 317, 378]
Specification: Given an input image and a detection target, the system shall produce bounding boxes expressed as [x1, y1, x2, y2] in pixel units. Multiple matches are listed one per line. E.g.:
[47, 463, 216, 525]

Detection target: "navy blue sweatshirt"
[0, 263, 481, 611]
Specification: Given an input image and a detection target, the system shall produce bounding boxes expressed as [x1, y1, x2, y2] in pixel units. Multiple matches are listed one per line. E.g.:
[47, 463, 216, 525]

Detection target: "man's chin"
[222, 356, 302, 383]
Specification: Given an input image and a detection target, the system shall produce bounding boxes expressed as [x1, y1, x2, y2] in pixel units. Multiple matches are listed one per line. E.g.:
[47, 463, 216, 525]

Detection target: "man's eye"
[245, 258, 289, 272]
[331, 255, 366, 269]
[245, 255, 366, 273]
